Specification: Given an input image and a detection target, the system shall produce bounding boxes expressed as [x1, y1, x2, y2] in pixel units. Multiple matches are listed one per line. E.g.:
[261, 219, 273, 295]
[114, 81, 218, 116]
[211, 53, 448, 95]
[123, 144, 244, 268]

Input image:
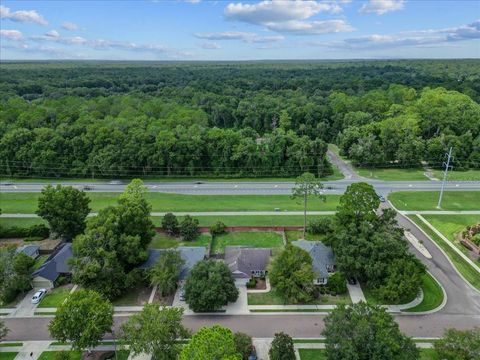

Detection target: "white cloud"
[45, 30, 60, 38]
[329, 20, 480, 49]
[224, 0, 352, 35]
[0, 29, 23, 41]
[0, 5, 48, 26]
[200, 42, 221, 49]
[61, 22, 79, 31]
[194, 31, 284, 43]
[359, 0, 404, 15]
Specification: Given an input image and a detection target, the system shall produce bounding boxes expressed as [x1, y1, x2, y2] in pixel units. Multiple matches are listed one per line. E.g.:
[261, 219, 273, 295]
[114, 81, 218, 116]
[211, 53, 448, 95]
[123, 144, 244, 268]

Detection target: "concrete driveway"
[9, 289, 39, 318]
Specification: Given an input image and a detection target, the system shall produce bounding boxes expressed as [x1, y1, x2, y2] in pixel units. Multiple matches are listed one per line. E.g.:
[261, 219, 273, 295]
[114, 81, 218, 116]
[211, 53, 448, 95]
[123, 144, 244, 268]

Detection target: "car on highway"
[0, 181, 14, 186]
[108, 180, 122, 185]
[31, 289, 47, 304]
[81, 185, 95, 191]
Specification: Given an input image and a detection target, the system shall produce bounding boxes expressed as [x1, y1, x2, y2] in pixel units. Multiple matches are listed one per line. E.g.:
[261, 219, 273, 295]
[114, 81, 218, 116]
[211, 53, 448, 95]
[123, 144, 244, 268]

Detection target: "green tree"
[180, 325, 241, 360]
[150, 250, 185, 296]
[0, 319, 8, 340]
[322, 303, 418, 360]
[234, 332, 253, 360]
[48, 290, 113, 352]
[184, 260, 238, 312]
[36, 185, 90, 240]
[269, 332, 295, 360]
[291, 172, 325, 238]
[279, 110, 292, 130]
[269, 245, 315, 304]
[162, 213, 179, 235]
[180, 215, 199, 241]
[12, 253, 34, 276]
[336, 182, 379, 224]
[120, 305, 190, 360]
[434, 328, 480, 360]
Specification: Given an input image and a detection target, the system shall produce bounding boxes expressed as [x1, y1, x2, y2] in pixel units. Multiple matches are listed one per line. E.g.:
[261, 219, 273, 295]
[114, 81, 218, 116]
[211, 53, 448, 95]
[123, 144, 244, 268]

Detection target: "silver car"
[31, 289, 47, 304]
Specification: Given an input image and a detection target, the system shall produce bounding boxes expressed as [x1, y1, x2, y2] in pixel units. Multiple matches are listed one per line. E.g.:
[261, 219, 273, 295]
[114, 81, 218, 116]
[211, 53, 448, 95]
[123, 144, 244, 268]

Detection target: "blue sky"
[1, 0, 479, 60]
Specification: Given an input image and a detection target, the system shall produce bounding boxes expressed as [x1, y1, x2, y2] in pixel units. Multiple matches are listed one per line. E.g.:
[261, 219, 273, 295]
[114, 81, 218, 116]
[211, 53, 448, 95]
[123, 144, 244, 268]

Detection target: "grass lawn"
[431, 169, 480, 182]
[0, 192, 341, 214]
[248, 288, 351, 306]
[0, 353, 18, 360]
[38, 352, 82, 360]
[285, 230, 326, 243]
[112, 286, 151, 306]
[211, 231, 283, 254]
[299, 349, 327, 360]
[0, 218, 46, 228]
[422, 214, 480, 258]
[149, 233, 211, 249]
[405, 273, 444, 312]
[0, 343, 22, 347]
[38, 288, 72, 308]
[410, 216, 480, 291]
[357, 168, 428, 181]
[389, 191, 480, 211]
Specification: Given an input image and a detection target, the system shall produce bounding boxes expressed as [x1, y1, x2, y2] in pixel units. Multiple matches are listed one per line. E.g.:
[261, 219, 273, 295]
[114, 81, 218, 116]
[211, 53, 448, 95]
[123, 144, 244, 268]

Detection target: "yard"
[112, 285, 152, 306]
[0, 192, 341, 214]
[410, 215, 480, 292]
[247, 288, 351, 306]
[389, 191, 480, 211]
[0, 353, 18, 360]
[149, 233, 211, 249]
[211, 231, 284, 254]
[38, 285, 74, 308]
[285, 230, 327, 243]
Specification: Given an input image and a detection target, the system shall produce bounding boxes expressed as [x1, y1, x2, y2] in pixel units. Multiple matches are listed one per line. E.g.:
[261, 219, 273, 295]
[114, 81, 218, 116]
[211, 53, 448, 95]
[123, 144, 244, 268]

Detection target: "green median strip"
[0, 343, 23, 347]
[0, 192, 340, 213]
[389, 191, 480, 211]
[410, 216, 480, 292]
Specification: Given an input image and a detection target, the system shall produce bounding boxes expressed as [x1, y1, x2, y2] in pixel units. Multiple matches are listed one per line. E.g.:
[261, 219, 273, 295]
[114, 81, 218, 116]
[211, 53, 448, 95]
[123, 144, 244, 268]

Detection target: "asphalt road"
[1, 179, 480, 196]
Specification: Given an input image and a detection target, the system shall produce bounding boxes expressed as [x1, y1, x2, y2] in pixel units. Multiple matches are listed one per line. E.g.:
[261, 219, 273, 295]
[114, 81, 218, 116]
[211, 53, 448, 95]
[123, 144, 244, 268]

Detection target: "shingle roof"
[139, 246, 207, 280]
[32, 243, 73, 282]
[224, 246, 272, 279]
[16, 245, 39, 258]
[291, 240, 335, 279]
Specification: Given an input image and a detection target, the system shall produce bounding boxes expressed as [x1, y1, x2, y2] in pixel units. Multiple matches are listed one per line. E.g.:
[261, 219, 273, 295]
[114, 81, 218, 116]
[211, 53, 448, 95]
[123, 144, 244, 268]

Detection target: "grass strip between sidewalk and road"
[298, 349, 437, 360]
[405, 273, 444, 312]
[409, 215, 480, 292]
[0, 192, 340, 214]
[389, 191, 480, 211]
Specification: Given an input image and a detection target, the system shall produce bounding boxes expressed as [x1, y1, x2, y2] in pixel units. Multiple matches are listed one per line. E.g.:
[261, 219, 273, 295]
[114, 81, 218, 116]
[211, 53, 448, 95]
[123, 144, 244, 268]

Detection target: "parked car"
[179, 288, 186, 301]
[248, 346, 257, 360]
[31, 289, 47, 304]
[347, 277, 357, 285]
[378, 195, 386, 203]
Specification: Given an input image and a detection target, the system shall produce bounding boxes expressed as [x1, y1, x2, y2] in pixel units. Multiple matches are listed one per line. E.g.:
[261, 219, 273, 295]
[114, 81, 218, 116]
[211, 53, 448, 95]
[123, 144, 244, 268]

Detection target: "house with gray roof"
[32, 243, 73, 289]
[139, 246, 207, 280]
[16, 245, 40, 259]
[225, 246, 272, 280]
[292, 240, 335, 285]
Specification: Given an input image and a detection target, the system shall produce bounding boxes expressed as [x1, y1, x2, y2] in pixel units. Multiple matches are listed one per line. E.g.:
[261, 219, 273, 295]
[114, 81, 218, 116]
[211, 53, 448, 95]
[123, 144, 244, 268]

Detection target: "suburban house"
[31, 243, 73, 289]
[139, 246, 207, 280]
[224, 246, 271, 281]
[16, 245, 40, 260]
[292, 240, 335, 285]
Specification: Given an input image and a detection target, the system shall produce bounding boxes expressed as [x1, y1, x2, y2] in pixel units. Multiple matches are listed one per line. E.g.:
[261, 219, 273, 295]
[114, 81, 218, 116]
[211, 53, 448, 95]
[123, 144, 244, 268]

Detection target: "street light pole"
[437, 147, 453, 209]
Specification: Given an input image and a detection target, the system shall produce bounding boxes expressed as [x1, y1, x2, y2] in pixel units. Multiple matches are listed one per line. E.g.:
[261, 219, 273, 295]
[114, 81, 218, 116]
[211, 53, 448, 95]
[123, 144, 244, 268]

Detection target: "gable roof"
[32, 243, 73, 282]
[224, 246, 272, 279]
[291, 240, 335, 279]
[16, 245, 39, 258]
[139, 246, 207, 280]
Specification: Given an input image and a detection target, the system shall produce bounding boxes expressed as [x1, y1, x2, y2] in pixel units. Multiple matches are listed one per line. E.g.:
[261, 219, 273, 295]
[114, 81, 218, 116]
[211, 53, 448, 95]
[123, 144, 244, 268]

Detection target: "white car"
[31, 289, 47, 304]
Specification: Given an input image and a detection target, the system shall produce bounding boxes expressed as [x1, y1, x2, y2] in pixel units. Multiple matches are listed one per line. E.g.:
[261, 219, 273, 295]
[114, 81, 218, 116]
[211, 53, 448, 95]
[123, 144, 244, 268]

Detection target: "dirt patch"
[152, 291, 174, 306]
[254, 278, 267, 290]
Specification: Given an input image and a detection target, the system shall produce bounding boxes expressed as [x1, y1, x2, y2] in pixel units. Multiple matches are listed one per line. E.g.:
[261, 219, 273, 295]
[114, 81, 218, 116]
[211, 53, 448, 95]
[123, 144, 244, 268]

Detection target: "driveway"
[9, 289, 39, 318]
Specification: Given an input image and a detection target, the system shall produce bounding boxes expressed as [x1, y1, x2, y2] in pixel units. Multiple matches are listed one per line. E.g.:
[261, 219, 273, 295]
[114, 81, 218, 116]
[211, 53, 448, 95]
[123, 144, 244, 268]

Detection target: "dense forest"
[0, 60, 479, 178]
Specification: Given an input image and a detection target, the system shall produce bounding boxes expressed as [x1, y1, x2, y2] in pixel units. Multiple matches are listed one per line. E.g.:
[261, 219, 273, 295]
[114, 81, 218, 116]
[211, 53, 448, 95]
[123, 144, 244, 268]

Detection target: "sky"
[0, 0, 479, 60]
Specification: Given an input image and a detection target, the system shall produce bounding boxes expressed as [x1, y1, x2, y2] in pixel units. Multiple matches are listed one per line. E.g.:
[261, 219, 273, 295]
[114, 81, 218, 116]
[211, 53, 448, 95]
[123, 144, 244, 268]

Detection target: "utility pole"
[437, 147, 453, 209]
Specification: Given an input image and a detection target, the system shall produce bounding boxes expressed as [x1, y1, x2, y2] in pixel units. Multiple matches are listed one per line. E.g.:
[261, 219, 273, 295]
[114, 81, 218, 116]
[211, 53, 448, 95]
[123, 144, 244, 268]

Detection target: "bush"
[325, 272, 347, 295]
[246, 277, 257, 289]
[0, 224, 50, 239]
[210, 221, 227, 236]
[307, 218, 332, 235]
[180, 215, 199, 241]
[24, 236, 45, 242]
[472, 233, 480, 246]
[234, 332, 253, 360]
[54, 351, 71, 360]
[162, 213, 179, 235]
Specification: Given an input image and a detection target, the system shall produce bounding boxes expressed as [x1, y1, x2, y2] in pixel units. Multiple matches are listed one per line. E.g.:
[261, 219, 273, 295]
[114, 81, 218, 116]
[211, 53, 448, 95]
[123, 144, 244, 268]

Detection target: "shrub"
[472, 233, 480, 246]
[0, 224, 49, 239]
[180, 216, 199, 241]
[162, 213, 179, 235]
[24, 236, 45, 242]
[307, 218, 332, 235]
[210, 221, 227, 236]
[28, 224, 50, 238]
[325, 272, 347, 295]
[246, 277, 257, 289]
[269, 332, 295, 360]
